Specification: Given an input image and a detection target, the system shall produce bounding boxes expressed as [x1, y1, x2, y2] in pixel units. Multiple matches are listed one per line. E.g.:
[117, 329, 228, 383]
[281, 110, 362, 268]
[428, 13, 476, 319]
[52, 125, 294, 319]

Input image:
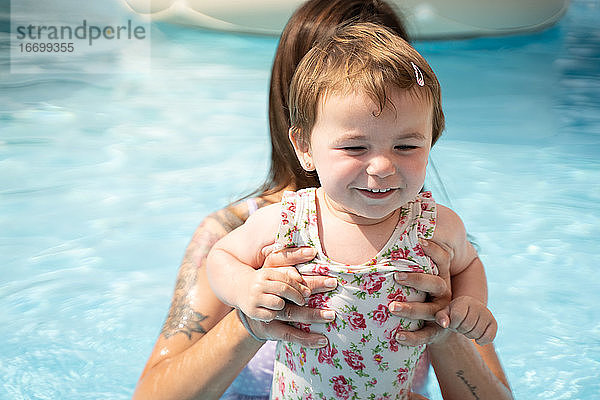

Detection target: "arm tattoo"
[161, 237, 213, 340]
[160, 208, 246, 340]
[456, 370, 481, 400]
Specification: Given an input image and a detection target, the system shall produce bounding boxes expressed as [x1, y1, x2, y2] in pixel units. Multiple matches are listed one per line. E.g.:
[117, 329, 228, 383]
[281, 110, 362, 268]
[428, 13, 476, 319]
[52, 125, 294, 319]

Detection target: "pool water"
[1, 0, 599, 399]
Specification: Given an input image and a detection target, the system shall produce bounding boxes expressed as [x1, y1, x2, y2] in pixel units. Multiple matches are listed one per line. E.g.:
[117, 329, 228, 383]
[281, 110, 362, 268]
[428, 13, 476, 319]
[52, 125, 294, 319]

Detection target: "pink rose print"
[342, 349, 365, 371]
[314, 264, 330, 276]
[421, 191, 432, 198]
[397, 367, 409, 384]
[408, 264, 425, 272]
[331, 375, 354, 400]
[373, 354, 383, 365]
[317, 343, 338, 365]
[360, 273, 386, 294]
[295, 323, 311, 333]
[300, 347, 307, 366]
[285, 345, 296, 372]
[326, 317, 339, 332]
[287, 204, 296, 213]
[412, 244, 425, 257]
[390, 248, 410, 260]
[286, 225, 299, 237]
[385, 324, 405, 352]
[347, 311, 367, 330]
[387, 288, 407, 304]
[278, 376, 285, 394]
[307, 293, 329, 309]
[371, 304, 390, 326]
[281, 212, 289, 225]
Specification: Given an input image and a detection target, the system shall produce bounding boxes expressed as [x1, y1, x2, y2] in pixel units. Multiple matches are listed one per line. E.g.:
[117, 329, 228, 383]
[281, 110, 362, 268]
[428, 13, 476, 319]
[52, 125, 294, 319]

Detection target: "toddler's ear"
[289, 127, 315, 171]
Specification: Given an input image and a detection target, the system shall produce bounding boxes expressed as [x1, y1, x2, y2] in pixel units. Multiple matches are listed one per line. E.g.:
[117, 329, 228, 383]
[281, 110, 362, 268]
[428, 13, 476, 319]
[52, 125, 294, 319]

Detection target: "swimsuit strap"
[246, 197, 259, 216]
[274, 188, 316, 249]
[416, 191, 436, 240]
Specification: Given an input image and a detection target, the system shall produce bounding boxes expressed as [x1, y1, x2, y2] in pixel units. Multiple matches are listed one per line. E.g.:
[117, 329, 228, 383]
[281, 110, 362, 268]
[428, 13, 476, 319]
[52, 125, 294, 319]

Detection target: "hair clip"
[411, 62, 425, 87]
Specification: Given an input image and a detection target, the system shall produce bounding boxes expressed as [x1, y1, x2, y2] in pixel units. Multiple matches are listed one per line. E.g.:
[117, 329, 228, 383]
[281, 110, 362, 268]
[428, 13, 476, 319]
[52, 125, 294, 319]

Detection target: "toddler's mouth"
[357, 187, 396, 198]
[365, 188, 391, 193]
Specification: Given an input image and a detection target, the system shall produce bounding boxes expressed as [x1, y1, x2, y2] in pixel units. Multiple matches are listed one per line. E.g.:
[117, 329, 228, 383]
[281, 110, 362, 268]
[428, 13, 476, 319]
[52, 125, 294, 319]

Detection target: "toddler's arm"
[433, 205, 497, 345]
[206, 203, 310, 321]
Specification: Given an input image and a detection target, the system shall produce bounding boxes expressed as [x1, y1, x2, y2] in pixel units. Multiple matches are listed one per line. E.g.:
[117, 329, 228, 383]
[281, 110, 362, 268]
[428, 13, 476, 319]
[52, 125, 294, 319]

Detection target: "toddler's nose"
[365, 154, 395, 178]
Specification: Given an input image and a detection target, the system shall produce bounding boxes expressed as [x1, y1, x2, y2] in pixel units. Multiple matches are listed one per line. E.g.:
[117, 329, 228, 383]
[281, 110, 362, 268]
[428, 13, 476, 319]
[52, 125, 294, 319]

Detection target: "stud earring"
[304, 160, 314, 171]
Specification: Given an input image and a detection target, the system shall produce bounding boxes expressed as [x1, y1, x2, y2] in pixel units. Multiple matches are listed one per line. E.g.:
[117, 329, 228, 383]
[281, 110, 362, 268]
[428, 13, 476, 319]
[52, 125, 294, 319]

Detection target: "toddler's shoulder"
[432, 204, 468, 246]
[244, 201, 282, 228]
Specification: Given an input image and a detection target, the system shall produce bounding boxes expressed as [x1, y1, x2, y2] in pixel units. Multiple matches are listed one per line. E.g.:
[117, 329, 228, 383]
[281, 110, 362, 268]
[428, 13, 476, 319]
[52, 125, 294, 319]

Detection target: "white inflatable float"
[122, 0, 569, 40]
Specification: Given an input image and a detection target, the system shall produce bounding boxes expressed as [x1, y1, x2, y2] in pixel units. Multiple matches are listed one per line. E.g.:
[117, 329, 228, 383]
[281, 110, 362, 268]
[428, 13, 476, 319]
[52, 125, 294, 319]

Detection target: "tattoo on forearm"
[161, 219, 223, 340]
[160, 207, 249, 340]
[456, 370, 480, 400]
[161, 251, 210, 339]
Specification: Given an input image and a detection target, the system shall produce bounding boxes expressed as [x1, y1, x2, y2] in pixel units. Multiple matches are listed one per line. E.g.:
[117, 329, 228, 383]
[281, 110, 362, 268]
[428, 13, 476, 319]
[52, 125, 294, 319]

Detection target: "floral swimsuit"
[271, 188, 437, 400]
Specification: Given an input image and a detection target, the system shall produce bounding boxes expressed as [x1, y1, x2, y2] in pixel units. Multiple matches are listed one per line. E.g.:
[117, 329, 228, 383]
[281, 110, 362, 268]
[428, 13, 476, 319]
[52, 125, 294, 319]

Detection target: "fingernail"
[323, 310, 335, 320]
[396, 333, 407, 341]
[302, 287, 311, 297]
[325, 278, 338, 288]
[301, 247, 316, 256]
[317, 338, 328, 346]
[390, 303, 403, 313]
[395, 272, 407, 281]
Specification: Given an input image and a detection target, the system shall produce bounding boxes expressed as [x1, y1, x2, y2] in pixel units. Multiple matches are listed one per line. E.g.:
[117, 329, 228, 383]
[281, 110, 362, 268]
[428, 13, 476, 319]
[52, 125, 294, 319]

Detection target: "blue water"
[1, 0, 599, 399]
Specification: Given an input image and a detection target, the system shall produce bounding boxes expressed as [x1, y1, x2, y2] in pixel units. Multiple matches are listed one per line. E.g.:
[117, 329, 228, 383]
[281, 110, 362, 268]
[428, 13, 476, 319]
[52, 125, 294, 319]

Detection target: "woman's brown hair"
[254, 0, 409, 197]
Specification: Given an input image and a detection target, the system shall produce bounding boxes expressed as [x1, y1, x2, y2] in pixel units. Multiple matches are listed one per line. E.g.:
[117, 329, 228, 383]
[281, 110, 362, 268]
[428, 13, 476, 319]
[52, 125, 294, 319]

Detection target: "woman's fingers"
[395, 322, 450, 346]
[394, 272, 449, 298]
[262, 246, 316, 268]
[302, 275, 338, 294]
[419, 238, 453, 279]
[249, 319, 329, 348]
[389, 300, 444, 321]
[392, 272, 451, 323]
[274, 303, 336, 324]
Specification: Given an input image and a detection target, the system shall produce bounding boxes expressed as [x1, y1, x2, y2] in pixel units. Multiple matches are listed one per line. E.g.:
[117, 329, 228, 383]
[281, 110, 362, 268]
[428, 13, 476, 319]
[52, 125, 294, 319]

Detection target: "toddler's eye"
[342, 146, 367, 152]
[395, 145, 418, 151]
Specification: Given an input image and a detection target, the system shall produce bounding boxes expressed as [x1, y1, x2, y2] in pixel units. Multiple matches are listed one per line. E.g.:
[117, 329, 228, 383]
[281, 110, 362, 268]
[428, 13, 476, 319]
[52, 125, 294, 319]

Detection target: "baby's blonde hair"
[289, 22, 444, 147]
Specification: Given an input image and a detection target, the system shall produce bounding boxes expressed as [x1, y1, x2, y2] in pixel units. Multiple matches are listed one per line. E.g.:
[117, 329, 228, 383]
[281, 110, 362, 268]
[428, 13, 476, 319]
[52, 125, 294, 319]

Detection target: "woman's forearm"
[133, 310, 263, 400]
[428, 333, 513, 400]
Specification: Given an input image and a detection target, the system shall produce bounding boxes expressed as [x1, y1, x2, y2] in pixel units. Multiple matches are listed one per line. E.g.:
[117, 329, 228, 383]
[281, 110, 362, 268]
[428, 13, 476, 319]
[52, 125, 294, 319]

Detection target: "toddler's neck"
[315, 189, 404, 265]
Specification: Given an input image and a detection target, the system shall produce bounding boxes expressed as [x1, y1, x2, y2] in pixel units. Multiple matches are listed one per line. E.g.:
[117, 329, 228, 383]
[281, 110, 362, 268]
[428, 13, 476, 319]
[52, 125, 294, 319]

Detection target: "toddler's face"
[296, 87, 433, 224]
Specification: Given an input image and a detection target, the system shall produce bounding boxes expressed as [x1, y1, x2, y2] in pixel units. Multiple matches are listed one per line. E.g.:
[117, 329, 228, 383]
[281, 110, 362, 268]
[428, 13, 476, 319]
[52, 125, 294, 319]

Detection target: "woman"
[133, 1, 513, 399]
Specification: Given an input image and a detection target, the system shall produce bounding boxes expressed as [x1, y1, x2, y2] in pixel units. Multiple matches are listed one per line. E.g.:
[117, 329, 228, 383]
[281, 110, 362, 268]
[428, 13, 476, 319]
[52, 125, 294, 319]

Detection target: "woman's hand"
[389, 239, 453, 346]
[243, 246, 338, 348]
